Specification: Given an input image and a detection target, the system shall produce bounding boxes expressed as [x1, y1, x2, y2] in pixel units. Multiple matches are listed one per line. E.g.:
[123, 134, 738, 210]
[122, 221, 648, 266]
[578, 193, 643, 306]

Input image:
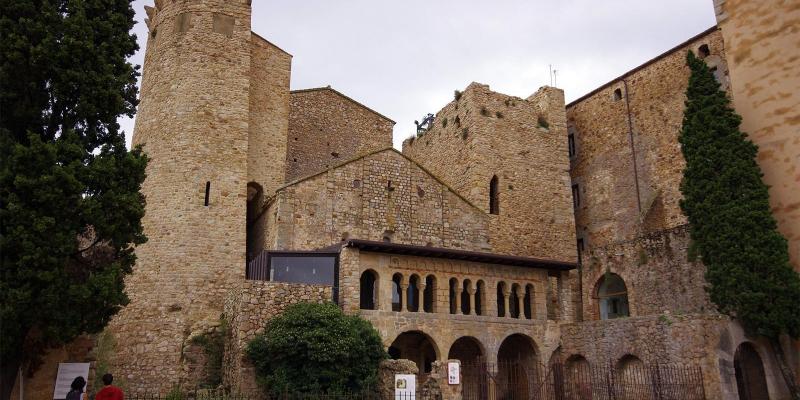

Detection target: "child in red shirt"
[95, 373, 124, 400]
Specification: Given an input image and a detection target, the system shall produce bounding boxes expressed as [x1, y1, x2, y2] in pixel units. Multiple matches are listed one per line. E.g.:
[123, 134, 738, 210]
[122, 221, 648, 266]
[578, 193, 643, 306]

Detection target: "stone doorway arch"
[734, 342, 769, 400]
[389, 331, 439, 374]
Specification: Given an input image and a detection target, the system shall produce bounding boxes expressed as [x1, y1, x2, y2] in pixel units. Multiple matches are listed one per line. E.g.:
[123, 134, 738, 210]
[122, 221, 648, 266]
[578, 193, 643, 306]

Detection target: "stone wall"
[714, 0, 800, 381]
[248, 34, 291, 194]
[403, 83, 576, 263]
[714, 0, 800, 275]
[345, 249, 568, 367]
[108, 0, 253, 392]
[566, 28, 727, 249]
[286, 87, 394, 182]
[266, 149, 491, 253]
[579, 225, 712, 321]
[223, 280, 333, 394]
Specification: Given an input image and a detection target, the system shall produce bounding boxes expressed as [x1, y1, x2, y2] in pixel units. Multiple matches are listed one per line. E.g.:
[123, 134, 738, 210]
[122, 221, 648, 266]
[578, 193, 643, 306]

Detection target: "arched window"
[496, 282, 506, 317]
[698, 44, 710, 58]
[449, 278, 458, 314]
[408, 275, 420, 312]
[475, 280, 485, 316]
[735, 342, 769, 400]
[461, 279, 472, 315]
[423, 275, 436, 313]
[510, 284, 521, 318]
[359, 270, 378, 310]
[524, 284, 534, 319]
[392, 273, 403, 312]
[489, 176, 500, 215]
[596, 273, 629, 320]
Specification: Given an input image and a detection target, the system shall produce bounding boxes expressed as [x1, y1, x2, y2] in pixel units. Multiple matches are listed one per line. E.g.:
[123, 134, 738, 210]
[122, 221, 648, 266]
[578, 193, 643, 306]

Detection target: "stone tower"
[107, 0, 256, 392]
[403, 83, 577, 264]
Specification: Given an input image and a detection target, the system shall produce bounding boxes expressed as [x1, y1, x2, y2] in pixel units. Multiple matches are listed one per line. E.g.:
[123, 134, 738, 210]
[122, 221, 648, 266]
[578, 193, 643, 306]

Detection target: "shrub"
[454, 90, 463, 101]
[442, 118, 448, 128]
[537, 116, 549, 129]
[246, 303, 386, 395]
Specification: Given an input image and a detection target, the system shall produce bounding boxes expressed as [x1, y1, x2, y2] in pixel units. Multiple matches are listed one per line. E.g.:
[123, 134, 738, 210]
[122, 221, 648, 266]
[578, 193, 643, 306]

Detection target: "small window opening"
[489, 175, 500, 215]
[392, 274, 403, 312]
[613, 88, 622, 101]
[204, 181, 211, 206]
[698, 44, 710, 58]
[572, 184, 580, 208]
[596, 273, 629, 320]
[568, 134, 576, 158]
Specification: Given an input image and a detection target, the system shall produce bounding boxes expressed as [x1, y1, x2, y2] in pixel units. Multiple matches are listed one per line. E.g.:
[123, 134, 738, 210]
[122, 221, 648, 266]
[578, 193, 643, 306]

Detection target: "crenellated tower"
[108, 0, 255, 392]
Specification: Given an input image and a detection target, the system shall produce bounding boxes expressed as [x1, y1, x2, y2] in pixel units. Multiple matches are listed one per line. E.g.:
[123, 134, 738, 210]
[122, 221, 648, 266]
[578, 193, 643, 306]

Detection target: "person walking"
[94, 373, 124, 400]
[65, 376, 88, 400]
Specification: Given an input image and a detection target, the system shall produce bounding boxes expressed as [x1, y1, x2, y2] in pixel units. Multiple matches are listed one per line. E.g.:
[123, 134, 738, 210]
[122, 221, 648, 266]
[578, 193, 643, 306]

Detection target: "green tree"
[247, 302, 387, 394]
[0, 1, 145, 399]
[679, 51, 800, 398]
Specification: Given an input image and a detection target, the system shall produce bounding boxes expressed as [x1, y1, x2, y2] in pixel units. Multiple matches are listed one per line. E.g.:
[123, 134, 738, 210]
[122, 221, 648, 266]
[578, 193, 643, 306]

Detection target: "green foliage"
[441, 118, 448, 128]
[0, 0, 146, 389]
[678, 51, 800, 339]
[246, 303, 386, 395]
[537, 116, 549, 129]
[189, 319, 228, 388]
[658, 314, 673, 326]
[454, 90, 463, 101]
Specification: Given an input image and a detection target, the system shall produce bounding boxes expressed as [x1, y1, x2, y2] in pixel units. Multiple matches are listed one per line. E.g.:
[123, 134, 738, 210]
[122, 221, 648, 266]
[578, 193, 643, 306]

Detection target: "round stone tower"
[108, 0, 252, 392]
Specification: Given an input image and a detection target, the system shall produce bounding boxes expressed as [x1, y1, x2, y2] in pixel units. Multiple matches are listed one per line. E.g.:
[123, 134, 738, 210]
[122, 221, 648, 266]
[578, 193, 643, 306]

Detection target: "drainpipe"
[622, 79, 642, 213]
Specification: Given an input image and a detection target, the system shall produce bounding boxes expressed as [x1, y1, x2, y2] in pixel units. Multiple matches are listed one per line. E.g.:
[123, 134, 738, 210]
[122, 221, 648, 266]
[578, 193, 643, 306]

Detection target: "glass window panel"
[269, 256, 336, 286]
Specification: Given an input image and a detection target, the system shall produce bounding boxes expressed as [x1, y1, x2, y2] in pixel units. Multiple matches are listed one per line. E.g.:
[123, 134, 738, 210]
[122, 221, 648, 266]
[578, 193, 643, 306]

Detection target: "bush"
[246, 303, 386, 394]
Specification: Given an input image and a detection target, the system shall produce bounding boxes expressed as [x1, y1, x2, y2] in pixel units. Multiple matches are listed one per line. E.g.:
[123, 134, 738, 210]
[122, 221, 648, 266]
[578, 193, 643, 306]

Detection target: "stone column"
[418, 282, 427, 313]
[503, 288, 510, 318]
[515, 288, 523, 319]
[455, 284, 462, 315]
[400, 284, 409, 312]
[466, 287, 476, 315]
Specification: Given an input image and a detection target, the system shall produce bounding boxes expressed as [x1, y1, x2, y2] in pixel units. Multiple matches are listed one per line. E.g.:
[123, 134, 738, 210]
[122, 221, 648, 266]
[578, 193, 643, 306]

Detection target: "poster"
[394, 373, 416, 400]
[448, 362, 460, 385]
[53, 363, 90, 399]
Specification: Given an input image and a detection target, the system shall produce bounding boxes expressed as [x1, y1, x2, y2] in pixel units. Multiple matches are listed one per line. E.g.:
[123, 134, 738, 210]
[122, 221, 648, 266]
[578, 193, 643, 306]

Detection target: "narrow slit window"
[568, 133, 576, 158]
[204, 181, 211, 206]
[489, 175, 499, 215]
[572, 184, 580, 208]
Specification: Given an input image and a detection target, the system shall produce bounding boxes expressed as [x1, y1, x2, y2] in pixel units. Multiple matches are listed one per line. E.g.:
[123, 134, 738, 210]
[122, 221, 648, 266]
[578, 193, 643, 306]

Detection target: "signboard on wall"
[448, 362, 460, 385]
[53, 363, 90, 399]
[394, 374, 416, 400]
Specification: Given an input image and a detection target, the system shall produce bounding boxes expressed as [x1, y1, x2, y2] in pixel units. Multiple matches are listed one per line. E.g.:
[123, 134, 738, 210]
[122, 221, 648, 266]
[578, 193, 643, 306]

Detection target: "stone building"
[10, 0, 799, 399]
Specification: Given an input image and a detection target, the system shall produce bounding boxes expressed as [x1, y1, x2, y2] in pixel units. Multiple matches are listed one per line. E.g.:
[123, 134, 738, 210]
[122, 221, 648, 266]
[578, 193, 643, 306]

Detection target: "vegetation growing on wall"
[679, 50, 800, 398]
[246, 303, 386, 395]
[188, 318, 227, 388]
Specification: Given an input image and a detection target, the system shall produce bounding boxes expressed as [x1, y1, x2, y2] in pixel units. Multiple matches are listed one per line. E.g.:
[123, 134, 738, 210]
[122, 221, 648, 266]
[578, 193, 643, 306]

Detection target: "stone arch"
[359, 269, 379, 310]
[594, 273, 629, 320]
[523, 283, 534, 319]
[461, 279, 473, 314]
[449, 278, 459, 314]
[408, 274, 421, 312]
[392, 273, 403, 312]
[497, 333, 539, 400]
[565, 354, 592, 400]
[449, 336, 487, 399]
[389, 331, 439, 374]
[448, 336, 485, 364]
[475, 280, 485, 316]
[496, 281, 507, 317]
[616, 354, 649, 400]
[510, 283, 521, 318]
[423, 274, 436, 313]
[734, 342, 769, 400]
[246, 182, 265, 262]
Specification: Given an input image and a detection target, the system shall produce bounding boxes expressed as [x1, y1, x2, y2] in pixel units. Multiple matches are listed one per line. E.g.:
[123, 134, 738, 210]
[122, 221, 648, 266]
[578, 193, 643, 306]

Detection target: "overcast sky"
[121, 0, 717, 149]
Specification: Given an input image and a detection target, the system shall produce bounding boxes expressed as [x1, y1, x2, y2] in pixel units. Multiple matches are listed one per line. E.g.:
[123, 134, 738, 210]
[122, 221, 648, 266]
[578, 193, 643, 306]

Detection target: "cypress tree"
[679, 51, 800, 398]
[0, 1, 146, 398]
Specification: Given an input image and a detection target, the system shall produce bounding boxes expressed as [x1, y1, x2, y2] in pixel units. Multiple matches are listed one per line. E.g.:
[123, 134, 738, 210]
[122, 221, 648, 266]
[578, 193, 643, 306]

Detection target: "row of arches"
[387, 331, 538, 374]
[360, 270, 539, 320]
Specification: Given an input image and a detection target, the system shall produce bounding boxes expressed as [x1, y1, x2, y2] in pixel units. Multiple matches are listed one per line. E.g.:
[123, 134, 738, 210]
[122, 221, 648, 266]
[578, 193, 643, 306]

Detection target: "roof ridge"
[275, 147, 485, 214]
[291, 86, 395, 124]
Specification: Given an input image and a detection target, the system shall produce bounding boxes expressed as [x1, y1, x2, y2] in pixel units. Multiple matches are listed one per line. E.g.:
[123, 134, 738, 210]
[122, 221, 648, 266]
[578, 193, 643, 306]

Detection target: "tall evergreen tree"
[0, 1, 146, 399]
[679, 51, 800, 398]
